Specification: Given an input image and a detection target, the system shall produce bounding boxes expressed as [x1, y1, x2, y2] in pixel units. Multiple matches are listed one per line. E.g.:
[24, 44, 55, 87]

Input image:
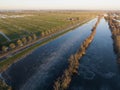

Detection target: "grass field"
[0, 11, 99, 47]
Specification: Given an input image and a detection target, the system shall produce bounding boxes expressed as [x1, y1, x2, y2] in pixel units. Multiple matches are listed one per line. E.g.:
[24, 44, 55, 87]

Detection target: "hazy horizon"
[0, 0, 120, 10]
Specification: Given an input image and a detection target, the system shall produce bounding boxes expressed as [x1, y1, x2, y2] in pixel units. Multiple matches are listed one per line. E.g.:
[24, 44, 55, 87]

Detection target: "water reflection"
[68, 18, 118, 90]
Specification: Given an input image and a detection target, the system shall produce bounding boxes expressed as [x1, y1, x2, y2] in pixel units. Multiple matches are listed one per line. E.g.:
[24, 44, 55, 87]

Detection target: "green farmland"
[0, 11, 99, 47]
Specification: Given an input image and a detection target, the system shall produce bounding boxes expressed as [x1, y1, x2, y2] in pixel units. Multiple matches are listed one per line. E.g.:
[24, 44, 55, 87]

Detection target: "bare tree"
[17, 39, 23, 47]
[2, 46, 8, 52]
[9, 43, 16, 49]
[22, 37, 27, 44]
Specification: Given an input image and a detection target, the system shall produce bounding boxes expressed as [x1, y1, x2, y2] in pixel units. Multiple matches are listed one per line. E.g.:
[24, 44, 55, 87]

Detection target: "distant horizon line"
[0, 9, 119, 11]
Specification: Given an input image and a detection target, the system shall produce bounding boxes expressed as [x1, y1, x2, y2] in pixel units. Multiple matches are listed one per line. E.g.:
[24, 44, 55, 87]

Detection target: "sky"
[0, 0, 120, 10]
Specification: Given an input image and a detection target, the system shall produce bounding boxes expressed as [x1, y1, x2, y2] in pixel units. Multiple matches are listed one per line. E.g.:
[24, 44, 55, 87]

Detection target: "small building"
[67, 17, 79, 21]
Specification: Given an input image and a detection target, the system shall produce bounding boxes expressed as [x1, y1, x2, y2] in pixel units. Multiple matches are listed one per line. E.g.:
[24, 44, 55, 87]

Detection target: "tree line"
[106, 14, 120, 63]
[1, 33, 37, 53]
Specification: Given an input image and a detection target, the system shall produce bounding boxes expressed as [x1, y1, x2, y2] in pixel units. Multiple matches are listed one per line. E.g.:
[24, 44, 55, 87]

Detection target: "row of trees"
[107, 14, 120, 63]
[1, 34, 37, 53]
[41, 29, 58, 37]
[40, 25, 71, 37]
[54, 17, 101, 90]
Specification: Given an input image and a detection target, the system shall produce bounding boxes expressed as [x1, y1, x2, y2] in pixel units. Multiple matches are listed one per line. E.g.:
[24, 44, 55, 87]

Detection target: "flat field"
[0, 11, 99, 47]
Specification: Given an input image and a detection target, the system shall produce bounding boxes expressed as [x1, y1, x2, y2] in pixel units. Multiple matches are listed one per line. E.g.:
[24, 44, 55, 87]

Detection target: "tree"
[41, 31, 45, 37]
[32, 34, 37, 40]
[28, 36, 32, 42]
[2, 46, 8, 52]
[54, 79, 60, 90]
[17, 39, 23, 46]
[9, 43, 16, 49]
[22, 37, 27, 44]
